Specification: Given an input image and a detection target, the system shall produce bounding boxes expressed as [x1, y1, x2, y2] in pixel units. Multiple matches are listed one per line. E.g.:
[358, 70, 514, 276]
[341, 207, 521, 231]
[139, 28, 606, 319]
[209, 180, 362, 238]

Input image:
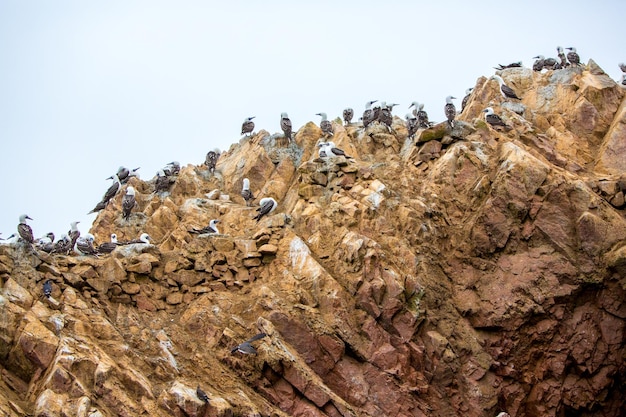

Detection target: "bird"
[97, 234, 119, 254]
[542, 56, 559, 70]
[362, 100, 378, 129]
[342, 108, 354, 125]
[532, 55, 545, 72]
[205, 149, 220, 174]
[241, 178, 254, 206]
[493, 62, 522, 70]
[36, 232, 56, 253]
[621, 74, 626, 86]
[122, 186, 137, 220]
[566, 47, 580, 66]
[241, 116, 255, 136]
[154, 170, 174, 193]
[483, 107, 510, 130]
[126, 233, 151, 244]
[43, 280, 52, 298]
[491, 75, 521, 100]
[317, 142, 329, 159]
[620, 63, 626, 73]
[88, 174, 122, 214]
[231, 332, 267, 355]
[75, 234, 98, 256]
[163, 161, 181, 176]
[405, 114, 418, 140]
[444, 96, 457, 128]
[67, 221, 81, 252]
[379, 103, 398, 131]
[557, 46, 569, 68]
[52, 234, 72, 254]
[17, 214, 35, 245]
[316, 112, 333, 137]
[190, 219, 220, 235]
[253, 198, 278, 222]
[196, 386, 210, 403]
[280, 112, 292, 141]
[113, 166, 129, 183]
[325, 141, 352, 158]
[412, 103, 431, 128]
[461, 88, 474, 112]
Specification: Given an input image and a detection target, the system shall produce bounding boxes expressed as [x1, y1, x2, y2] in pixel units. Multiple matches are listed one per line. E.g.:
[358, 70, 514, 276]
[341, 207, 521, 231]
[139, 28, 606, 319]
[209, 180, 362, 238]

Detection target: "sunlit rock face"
[1, 60, 625, 417]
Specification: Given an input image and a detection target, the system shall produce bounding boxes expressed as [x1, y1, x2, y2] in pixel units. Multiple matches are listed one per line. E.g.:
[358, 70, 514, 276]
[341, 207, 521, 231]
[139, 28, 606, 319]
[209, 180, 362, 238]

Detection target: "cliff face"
[1, 61, 625, 417]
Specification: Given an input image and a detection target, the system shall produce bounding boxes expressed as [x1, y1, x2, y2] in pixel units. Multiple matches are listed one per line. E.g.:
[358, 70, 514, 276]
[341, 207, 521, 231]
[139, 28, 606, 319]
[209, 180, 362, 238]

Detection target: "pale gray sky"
[1, 1, 624, 240]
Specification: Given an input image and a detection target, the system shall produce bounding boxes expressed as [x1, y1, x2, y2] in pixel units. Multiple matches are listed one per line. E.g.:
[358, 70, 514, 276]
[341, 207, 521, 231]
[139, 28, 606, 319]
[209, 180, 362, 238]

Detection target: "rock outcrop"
[1, 61, 625, 417]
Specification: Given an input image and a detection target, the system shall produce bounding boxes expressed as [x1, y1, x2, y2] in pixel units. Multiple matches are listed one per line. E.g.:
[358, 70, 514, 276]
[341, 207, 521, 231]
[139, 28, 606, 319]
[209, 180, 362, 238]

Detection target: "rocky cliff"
[1, 60, 625, 417]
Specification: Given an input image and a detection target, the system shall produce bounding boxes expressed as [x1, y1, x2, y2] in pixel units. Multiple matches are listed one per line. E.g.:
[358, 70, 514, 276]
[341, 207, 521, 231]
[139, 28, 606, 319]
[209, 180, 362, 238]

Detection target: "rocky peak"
[1, 61, 625, 417]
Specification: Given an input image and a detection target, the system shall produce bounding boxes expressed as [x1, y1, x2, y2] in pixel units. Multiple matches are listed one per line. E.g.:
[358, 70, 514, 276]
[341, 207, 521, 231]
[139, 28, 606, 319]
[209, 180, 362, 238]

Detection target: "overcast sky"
[1, 1, 624, 241]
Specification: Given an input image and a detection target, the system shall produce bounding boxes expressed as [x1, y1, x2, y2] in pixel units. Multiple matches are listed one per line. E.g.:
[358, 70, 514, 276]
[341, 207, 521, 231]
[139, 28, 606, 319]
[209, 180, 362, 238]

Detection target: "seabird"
[126, 233, 151, 244]
[566, 47, 580, 66]
[205, 149, 220, 174]
[325, 141, 352, 158]
[280, 112, 292, 141]
[122, 186, 136, 220]
[97, 233, 119, 254]
[241, 116, 255, 136]
[408, 101, 420, 118]
[17, 214, 35, 245]
[43, 280, 52, 298]
[532, 55, 545, 72]
[67, 221, 81, 252]
[316, 142, 329, 159]
[557, 46, 568, 68]
[413, 103, 431, 128]
[36, 232, 56, 253]
[253, 198, 277, 222]
[543, 56, 559, 70]
[75, 234, 98, 256]
[230, 332, 267, 355]
[89, 174, 122, 214]
[52, 234, 72, 254]
[379, 103, 398, 131]
[491, 75, 521, 100]
[241, 178, 254, 206]
[316, 112, 333, 137]
[196, 386, 210, 403]
[362, 100, 378, 128]
[113, 166, 129, 183]
[483, 107, 510, 129]
[619, 63, 626, 73]
[342, 108, 354, 125]
[493, 62, 522, 70]
[163, 161, 181, 176]
[621, 74, 626, 86]
[461, 88, 474, 112]
[405, 114, 418, 140]
[154, 169, 174, 193]
[190, 219, 220, 235]
[444, 96, 457, 128]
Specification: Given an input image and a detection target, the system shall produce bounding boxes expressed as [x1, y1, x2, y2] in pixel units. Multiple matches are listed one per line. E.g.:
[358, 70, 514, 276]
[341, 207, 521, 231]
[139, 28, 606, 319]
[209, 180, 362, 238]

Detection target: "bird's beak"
[106, 175, 113, 180]
[452, 97, 457, 99]
[27, 216, 33, 220]
[251, 116, 256, 119]
[533, 56, 539, 59]
[482, 109, 488, 113]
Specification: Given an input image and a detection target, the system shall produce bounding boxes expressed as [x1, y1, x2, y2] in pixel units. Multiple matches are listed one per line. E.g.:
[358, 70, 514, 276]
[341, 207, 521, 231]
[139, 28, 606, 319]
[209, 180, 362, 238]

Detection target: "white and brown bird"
[126, 233, 151, 245]
[444, 96, 457, 128]
[483, 107, 510, 130]
[413, 103, 431, 128]
[75, 234, 98, 256]
[190, 219, 220, 235]
[491, 75, 521, 100]
[406, 114, 418, 140]
[88, 174, 122, 214]
[557, 46, 568, 68]
[566, 47, 580, 66]
[52, 234, 72, 254]
[154, 169, 174, 193]
[163, 161, 181, 176]
[461, 88, 474, 112]
[205, 149, 220, 174]
[280, 112, 292, 141]
[362, 100, 378, 128]
[122, 186, 136, 220]
[316, 112, 333, 137]
[532, 55, 545, 72]
[342, 108, 354, 125]
[17, 214, 35, 245]
[97, 233, 119, 254]
[619, 63, 626, 73]
[253, 198, 277, 222]
[325, 141, 352, 158]
[241, 178, 254, 206]
[241, 116, 255, 136]
[68, 221, 80, 251]
[230, 333, 267, 355]
[379, 103, 398, 131]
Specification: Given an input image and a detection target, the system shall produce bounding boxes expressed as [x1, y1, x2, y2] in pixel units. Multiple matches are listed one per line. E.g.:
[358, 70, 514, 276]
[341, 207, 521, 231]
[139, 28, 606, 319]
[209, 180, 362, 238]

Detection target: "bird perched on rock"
[316, 112, 333, 137]
[122, 186, 136, 220]
[483, 107, 510, 130]
[43, 280, 52, 298]
[89, 175, 122, 214]
[619, 63, 626, 73]
[241, 178, 254, 206]
[110, 166, 140, 184]
[154, 169, 174, 193]
[444, 96, 457, 128]
[163, 161, 181, 176]
[491, 75, 521, 100]
[126, 233, 151, 244]
[280, 112, 292, 141]
[325, 141, 352, 158]
[253, 198, 277, 222]
[205, 149, 220, 174]
[342, 108, 353, 126]
[405, 114, 418, 140]
[557, 46, 568, 69]
[409, 102, 431, 128]
[17, 214, 35, 245]
[231, 333, 267, 355]
[36, 232, 56, 253]
[461, 88, 474, 112]
[67, 221, 80, 252]
[190, 219, 220, 235]
[97, 234, 119, 254]
[52, 234, 72, 254]
[362, 100, 378, 129]
[566, 47, 580, 66]
[493, 62, 522, 70]
[196, 386, 210, 403]
[532, 55, 545, 72]
[379, 103, 398, 132]
[621, 74, 626, 86]
[75, 234, 98, 256]
[241, 116, 255, 137]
